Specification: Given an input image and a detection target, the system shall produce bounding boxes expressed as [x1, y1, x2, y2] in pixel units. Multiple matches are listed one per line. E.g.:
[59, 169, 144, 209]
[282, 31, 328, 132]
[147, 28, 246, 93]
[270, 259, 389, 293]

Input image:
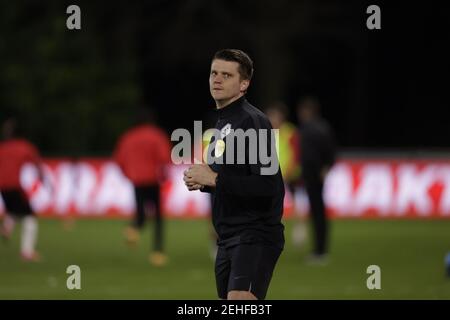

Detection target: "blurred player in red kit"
[0, 117, 43, 262]
[114, 107, 171, 266]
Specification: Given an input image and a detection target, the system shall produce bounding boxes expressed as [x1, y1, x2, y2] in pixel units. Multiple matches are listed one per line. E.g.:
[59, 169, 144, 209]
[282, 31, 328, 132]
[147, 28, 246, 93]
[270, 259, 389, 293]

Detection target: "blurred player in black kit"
[297, 96, 337, 264]
[184, 49, 285, 300]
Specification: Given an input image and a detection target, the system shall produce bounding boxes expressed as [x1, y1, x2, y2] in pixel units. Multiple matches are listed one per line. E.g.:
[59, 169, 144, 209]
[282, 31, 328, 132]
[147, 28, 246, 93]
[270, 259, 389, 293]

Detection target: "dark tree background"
[0, 1, 448, 156]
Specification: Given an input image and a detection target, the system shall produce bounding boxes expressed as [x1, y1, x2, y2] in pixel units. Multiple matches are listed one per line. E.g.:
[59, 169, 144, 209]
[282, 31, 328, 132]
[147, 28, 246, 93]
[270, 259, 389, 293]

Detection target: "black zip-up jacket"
[300, 117, 337, 179]
[202, 96, 285, 249]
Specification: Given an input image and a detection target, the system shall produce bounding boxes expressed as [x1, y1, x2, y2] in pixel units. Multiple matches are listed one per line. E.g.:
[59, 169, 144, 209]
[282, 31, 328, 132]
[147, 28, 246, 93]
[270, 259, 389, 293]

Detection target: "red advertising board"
[0, 158, 449, 218]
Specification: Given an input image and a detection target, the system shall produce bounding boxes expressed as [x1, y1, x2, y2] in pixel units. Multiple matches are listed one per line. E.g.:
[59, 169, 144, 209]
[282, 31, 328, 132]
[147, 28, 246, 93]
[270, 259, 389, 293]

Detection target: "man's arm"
[200, 186, 214, 193]
[215, 171, 278, 197]
[184, 165, 278, 197]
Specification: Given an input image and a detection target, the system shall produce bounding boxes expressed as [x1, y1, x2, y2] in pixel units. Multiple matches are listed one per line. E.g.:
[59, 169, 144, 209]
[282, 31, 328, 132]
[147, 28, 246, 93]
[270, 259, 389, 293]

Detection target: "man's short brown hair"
[213, 49, 254, 80]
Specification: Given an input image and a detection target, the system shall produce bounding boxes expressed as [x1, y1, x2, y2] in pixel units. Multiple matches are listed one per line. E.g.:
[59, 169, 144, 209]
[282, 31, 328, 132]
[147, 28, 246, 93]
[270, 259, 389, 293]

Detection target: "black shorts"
[0, 189, 33, 217]
[215, 243, 282, 300]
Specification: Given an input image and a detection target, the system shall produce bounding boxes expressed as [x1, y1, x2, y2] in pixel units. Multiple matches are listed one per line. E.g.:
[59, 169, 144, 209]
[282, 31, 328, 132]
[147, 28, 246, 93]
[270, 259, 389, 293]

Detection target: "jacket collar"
[216, 95, 246, 119]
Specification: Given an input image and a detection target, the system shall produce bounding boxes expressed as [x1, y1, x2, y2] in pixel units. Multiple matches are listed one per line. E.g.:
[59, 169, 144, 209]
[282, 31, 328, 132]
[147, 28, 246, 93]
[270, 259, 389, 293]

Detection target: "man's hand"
[183, 164, 217, 191]
[183, 168, 203, 191]
[185, 181, 203, 191]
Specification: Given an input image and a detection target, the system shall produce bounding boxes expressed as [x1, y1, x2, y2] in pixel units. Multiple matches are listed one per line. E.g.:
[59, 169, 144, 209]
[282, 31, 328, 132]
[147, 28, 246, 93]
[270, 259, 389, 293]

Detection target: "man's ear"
[240, 79, 250, 92]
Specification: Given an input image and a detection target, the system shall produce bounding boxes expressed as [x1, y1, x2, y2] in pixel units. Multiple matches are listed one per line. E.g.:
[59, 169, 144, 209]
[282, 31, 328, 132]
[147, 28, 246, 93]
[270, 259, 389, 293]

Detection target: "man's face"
[267, 109, 284, 129]
[209, 59, 249, 106]
[297, 106, 313, 124]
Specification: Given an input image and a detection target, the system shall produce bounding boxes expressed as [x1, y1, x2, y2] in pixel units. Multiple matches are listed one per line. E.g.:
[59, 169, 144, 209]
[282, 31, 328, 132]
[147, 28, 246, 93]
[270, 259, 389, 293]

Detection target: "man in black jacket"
[297, 96, 336, 263]
[184, 49, 284, 300]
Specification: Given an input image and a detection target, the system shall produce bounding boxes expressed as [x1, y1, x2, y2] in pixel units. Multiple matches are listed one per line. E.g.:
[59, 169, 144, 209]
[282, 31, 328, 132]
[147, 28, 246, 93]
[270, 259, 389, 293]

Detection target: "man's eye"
[224, 74, 229, 78]
[211, 71, 217, 76]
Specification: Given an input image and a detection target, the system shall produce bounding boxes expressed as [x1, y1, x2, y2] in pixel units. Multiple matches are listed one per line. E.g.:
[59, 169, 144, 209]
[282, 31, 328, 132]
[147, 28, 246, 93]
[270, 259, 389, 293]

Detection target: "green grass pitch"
[1, 218, 450, 299]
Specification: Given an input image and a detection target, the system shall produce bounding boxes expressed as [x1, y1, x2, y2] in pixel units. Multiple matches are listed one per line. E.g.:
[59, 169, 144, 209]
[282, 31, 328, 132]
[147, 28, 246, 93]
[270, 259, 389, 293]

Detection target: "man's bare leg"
[227, 290, 257, 300]
[21, 216, 40, 261]
[1, 214, 15, 240]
